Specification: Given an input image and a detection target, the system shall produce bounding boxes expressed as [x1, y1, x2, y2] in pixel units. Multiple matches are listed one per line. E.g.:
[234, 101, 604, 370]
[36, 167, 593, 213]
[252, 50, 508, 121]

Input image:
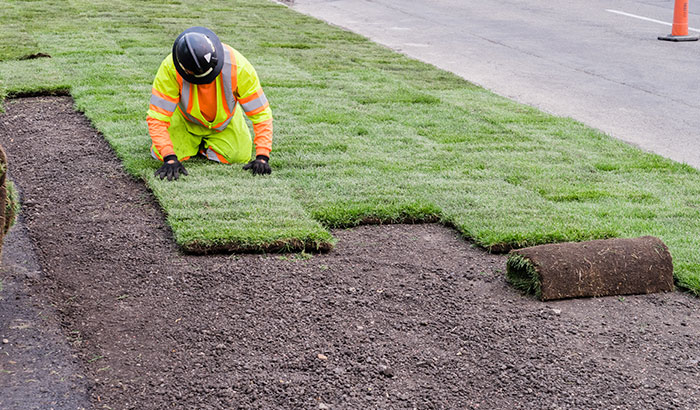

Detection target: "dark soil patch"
[2, 96, 700, 409]
[18, 52, 51, 60]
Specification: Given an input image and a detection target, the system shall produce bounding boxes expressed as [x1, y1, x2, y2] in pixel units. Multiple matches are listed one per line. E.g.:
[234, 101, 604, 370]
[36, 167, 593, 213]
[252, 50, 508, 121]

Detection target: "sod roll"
[506, 236, 673, 300]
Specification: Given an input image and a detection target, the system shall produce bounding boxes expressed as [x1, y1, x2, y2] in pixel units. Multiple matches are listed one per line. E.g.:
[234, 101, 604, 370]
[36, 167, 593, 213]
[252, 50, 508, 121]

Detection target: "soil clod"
[18, 52, 51, 60]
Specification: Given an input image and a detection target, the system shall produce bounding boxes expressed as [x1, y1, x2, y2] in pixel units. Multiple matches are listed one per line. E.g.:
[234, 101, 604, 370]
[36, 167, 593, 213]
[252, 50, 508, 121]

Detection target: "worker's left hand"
[243, 155, 272, 175]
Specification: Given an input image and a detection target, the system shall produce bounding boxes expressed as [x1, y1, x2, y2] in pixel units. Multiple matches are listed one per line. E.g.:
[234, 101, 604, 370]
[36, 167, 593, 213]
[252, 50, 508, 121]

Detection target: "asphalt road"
[290, 0, 700, 168]
[0, 218, 90, 409]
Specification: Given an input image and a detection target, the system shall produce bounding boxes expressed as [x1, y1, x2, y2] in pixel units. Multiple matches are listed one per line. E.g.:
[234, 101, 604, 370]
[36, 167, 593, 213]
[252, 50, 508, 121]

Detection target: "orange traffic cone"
[658, 0, 699, 41]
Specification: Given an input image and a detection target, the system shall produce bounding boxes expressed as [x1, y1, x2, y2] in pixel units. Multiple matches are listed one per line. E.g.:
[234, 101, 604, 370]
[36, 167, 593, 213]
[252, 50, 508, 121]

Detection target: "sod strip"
[5, 1, 700, 293]
[506, 236, 674, 301]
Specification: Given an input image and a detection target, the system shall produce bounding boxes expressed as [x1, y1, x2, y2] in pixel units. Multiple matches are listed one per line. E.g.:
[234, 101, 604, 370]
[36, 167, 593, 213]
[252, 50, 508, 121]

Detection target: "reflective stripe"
[178, 107, 204, 126]
[152, 87, 178, 103]
[206, 147, 221, 162]
[179, 78, 191, 114]
[205, 147, 230, 164]
[150, 145, 162, 161]
[222, 48, 235, 113]
[150, 94, 177, 113]
[149, 104, 174, 117]
[240, 92, 268, 114]
[178, 106, 232, 131]
[213, 115, 233, 131]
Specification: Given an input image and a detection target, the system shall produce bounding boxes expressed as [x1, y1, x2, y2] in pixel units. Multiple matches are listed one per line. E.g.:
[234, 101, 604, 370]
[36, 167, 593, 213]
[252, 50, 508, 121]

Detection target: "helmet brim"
[172, 26, 225, 85]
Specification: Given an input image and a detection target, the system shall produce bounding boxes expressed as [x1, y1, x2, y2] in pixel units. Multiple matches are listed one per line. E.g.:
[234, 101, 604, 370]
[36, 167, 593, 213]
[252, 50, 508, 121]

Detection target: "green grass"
[2, 0, 700, 293]
[506, 253, 542, 299]
[5, 180, 18, 231]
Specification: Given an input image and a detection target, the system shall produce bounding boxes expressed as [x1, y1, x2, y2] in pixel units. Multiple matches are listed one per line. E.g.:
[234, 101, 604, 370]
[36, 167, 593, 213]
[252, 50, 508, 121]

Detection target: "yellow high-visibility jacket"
[147, 44, 272, 159]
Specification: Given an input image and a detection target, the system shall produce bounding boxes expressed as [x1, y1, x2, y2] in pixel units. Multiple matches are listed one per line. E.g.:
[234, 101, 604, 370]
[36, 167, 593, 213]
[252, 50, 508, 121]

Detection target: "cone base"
[658, 34, 699, 41]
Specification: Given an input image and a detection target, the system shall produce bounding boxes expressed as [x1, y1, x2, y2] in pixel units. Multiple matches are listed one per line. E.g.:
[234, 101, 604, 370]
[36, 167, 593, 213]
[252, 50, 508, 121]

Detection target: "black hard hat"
[172, 27, 224, 84]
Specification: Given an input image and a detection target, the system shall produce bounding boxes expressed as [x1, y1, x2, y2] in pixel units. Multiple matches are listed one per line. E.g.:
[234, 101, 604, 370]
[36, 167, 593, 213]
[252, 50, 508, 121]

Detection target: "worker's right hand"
[243, 155, 272, 176]
[155, 155, 188, 181]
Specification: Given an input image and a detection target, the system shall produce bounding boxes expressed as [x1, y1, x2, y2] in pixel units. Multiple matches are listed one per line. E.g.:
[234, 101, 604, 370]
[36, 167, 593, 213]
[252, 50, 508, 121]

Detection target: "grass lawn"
[2, 0, 700, 294]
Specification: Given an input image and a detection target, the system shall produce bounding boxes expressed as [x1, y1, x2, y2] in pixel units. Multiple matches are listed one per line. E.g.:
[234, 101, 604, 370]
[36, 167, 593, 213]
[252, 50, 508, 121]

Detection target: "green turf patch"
[3, 0, 700, 294]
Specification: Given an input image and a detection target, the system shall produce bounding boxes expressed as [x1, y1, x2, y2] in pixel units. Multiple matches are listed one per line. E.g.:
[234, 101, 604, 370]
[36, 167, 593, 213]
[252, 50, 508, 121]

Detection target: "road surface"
[291, 0, 700, 168]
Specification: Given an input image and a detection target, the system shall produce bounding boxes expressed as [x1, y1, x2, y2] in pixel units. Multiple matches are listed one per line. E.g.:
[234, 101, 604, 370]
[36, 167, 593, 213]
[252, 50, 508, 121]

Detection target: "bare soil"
[1, 96, 700, 409]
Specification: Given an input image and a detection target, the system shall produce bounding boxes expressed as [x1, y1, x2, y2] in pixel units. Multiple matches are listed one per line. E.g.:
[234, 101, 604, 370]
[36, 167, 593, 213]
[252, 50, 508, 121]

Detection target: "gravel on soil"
[1, 96, 700, 409]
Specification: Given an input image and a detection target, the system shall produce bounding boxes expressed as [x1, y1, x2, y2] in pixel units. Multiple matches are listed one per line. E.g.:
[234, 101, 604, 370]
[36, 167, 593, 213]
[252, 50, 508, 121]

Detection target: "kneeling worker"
[148, 26, 272, 180]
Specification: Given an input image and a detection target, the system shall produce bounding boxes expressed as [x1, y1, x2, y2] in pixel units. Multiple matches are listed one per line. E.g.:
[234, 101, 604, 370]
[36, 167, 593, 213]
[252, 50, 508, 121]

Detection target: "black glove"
[155, 155, 188, 181]
[243, 155, 271, 175]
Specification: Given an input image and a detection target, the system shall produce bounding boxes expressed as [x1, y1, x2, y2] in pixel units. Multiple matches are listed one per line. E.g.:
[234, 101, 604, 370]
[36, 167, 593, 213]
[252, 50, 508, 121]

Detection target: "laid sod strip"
[507, 236, 674, 301]
[4, 0, 700, 292]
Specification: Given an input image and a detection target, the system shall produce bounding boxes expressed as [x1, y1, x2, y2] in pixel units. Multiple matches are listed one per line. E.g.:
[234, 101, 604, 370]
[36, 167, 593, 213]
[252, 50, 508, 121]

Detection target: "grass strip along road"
[2, 0, 700, 294]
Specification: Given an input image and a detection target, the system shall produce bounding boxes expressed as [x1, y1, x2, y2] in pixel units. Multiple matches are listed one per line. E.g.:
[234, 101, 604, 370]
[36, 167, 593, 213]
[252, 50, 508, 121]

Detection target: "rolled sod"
[506, 236, 674, 300]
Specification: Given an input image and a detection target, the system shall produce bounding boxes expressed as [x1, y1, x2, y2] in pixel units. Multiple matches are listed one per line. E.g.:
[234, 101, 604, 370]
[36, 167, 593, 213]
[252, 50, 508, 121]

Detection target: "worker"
[147, 26, 273, 180]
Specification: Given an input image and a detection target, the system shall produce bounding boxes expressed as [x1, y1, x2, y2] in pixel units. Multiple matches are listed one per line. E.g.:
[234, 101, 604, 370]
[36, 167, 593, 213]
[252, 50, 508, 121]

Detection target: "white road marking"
[606, 9, 700, 33]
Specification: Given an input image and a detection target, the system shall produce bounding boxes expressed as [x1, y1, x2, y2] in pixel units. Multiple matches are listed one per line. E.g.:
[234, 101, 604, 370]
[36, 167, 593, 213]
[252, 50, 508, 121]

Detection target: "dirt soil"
[0, 217, 91, 410]
[1, 96, 700, 409]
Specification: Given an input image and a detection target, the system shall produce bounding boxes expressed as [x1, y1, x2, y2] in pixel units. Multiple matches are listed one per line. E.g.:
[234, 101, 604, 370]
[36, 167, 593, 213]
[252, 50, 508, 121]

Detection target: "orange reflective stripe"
[186, 83, 194, 112]
[245, 102, 269, 116]
[214, 150, 229, 164]
[152, 87, 178, 103]
[149, 104, 173, 117]
[238, 88, 263, 104]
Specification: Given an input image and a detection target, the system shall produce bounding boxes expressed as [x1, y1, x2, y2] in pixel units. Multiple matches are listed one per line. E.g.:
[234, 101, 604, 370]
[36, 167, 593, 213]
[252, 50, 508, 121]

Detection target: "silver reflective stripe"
[213, 115, 233, 131]
[150, 146, 160, 160]
[205, 147, 221, 162]
[179, 78, 191, 114]
[181, 110, 201, 125]
[222, 48, 235, 112]
[240, 92, 268, 113]
[150, 94, 177, 113]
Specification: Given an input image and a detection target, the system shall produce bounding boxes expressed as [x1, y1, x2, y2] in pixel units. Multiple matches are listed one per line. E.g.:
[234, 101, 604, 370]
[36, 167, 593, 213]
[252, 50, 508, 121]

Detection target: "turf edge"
[181, 237, 333, 255]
